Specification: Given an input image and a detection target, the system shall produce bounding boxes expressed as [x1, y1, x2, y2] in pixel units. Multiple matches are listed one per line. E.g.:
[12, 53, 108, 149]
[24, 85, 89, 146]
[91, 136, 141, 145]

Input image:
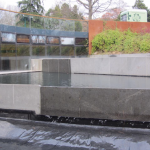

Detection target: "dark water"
[0, 72, 150, 88]
[0, 72, 71, 86]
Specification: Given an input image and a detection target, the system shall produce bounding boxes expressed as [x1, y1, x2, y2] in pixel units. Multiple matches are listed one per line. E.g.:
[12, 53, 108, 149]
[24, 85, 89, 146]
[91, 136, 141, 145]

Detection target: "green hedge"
[92, 28, 150, 54]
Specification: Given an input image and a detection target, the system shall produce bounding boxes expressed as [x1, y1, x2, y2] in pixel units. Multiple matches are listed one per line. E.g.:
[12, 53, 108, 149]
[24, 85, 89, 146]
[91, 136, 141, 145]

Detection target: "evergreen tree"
[46, 3, 83, 31]
[18, 0, 44, 15]
[17, 0, 44, 28]
[133, 0, 148, 9]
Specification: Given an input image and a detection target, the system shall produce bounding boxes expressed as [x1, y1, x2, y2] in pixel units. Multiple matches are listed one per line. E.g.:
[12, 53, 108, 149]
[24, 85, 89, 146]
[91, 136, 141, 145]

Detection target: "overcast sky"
[0, 0, 150, 16]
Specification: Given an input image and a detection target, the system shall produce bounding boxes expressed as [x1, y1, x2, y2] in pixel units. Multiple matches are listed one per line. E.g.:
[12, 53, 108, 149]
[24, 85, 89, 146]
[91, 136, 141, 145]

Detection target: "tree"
[101, 0, 128, 21]
[75, 0, 112, 20]
[133, 0, 148, 9]
[101, 8, 121, 21]
[46, 3, 83, 31]
[132, 0, 150, 22]
[46, 3, 83, 20]
[16, 0, 45, 28]
[18, 0, 44, 15]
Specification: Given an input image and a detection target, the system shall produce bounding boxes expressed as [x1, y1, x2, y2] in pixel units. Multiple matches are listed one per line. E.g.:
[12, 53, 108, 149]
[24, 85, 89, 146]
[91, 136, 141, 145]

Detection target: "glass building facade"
[0, 10, 89, 71]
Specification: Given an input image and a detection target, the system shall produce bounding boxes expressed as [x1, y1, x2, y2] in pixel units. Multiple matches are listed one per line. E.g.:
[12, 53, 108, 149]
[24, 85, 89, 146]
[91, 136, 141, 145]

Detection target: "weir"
[0, 56, 150, 122]
[1, 9, 150, 124]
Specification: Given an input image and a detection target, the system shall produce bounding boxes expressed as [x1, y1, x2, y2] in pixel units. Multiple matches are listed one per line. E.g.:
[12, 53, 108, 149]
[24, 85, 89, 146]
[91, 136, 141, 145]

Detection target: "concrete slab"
[146, 57, 150, 76]
[71, 57, 150, 76]
[0, 84, 41, 114]
[0, 84, 14, 108]
[110, 57, 128, 75]
[71, 58, 110, 74]
[41, 87, 150, 121]
[0, 70, 33, 75]
[41, 87, 80, 117]
[59, 59, 71, 73]
[127, 57, 146, 76]
[14, 84, 41, 114]
[31, 59, 42, 71]
[42, 59, 49, 72]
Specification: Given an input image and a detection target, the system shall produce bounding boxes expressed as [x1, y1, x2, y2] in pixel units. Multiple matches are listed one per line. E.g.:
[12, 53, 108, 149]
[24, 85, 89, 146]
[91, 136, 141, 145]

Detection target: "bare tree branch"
[75, 0, 113, 19]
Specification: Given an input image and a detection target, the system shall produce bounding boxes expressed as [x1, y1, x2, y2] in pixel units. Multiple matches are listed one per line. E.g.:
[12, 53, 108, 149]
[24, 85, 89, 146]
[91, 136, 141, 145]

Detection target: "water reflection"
[1, 72, 150, 89]
[0, 72, 71, 86]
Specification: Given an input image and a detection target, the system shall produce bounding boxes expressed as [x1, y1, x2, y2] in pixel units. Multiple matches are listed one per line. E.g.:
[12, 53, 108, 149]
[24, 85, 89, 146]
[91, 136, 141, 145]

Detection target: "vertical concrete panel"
[80, 88, 150, 121]
[59, 59, 71, 73]
[42, 59, 71, 73]
[42, 59, 49, 72]
[127, 57, 146, 76]
[31, 59, 42, 71]
[14, 85, 41, 114]
[41, 87, 150, 121]
[0, 84, 13, 108]
[0, 84, 41, 114]
[89, 20, 103, 54]
[42, 59, 59, 73]
[110, 57, 128, 75]
[146, 57, 150, 76]
[71, 58, 110, 74]
[41, 87, 80, 117]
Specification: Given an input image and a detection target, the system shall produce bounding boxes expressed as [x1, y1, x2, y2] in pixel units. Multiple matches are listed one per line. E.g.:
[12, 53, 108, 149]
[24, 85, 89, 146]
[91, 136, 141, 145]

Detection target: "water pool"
[0, 72, 150, 89]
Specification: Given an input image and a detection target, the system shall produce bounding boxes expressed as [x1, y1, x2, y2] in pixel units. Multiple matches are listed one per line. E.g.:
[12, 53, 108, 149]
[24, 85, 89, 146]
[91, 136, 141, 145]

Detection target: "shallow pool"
[0, 72, 150, 89]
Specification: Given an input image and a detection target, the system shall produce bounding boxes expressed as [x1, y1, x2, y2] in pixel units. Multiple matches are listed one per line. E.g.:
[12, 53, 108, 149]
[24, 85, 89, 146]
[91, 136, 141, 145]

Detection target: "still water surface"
[0, 72, 150, 89]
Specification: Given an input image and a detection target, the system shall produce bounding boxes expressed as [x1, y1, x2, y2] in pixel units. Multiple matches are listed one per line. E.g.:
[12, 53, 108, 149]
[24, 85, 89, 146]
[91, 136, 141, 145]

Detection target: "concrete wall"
[0, 84, 41, 114]
[41, 87, 150, 121]
[42, 59, 71, 73]
[31, 59, 42, 71]
[31, 55, 150, 76]
[71, 57, 150, 76]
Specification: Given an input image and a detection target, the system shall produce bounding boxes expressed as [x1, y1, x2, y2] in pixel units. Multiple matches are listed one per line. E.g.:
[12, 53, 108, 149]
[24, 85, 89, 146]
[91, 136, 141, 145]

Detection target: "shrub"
[92, 28, 150, 54]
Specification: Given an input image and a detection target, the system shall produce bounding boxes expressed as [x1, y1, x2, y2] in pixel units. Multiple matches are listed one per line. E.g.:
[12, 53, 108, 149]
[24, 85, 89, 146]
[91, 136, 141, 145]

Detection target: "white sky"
[0, 0, 150, 17]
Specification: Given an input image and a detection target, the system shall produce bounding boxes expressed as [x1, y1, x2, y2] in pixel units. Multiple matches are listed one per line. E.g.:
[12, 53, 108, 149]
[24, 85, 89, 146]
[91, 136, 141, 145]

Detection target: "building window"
[121, 14, 127, 21]
[61, 37, 74, 45]
[47, 37, 59, 44]
[32, 35, 45, 44]
[75, 38, 88, 45]
[17, 34, 30, 43]
[1, 32, 16, 43]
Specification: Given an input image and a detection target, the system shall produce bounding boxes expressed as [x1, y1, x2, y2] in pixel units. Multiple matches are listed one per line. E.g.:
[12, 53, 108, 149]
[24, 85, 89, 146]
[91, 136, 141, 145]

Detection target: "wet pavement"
[0, 117, 150, 150]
